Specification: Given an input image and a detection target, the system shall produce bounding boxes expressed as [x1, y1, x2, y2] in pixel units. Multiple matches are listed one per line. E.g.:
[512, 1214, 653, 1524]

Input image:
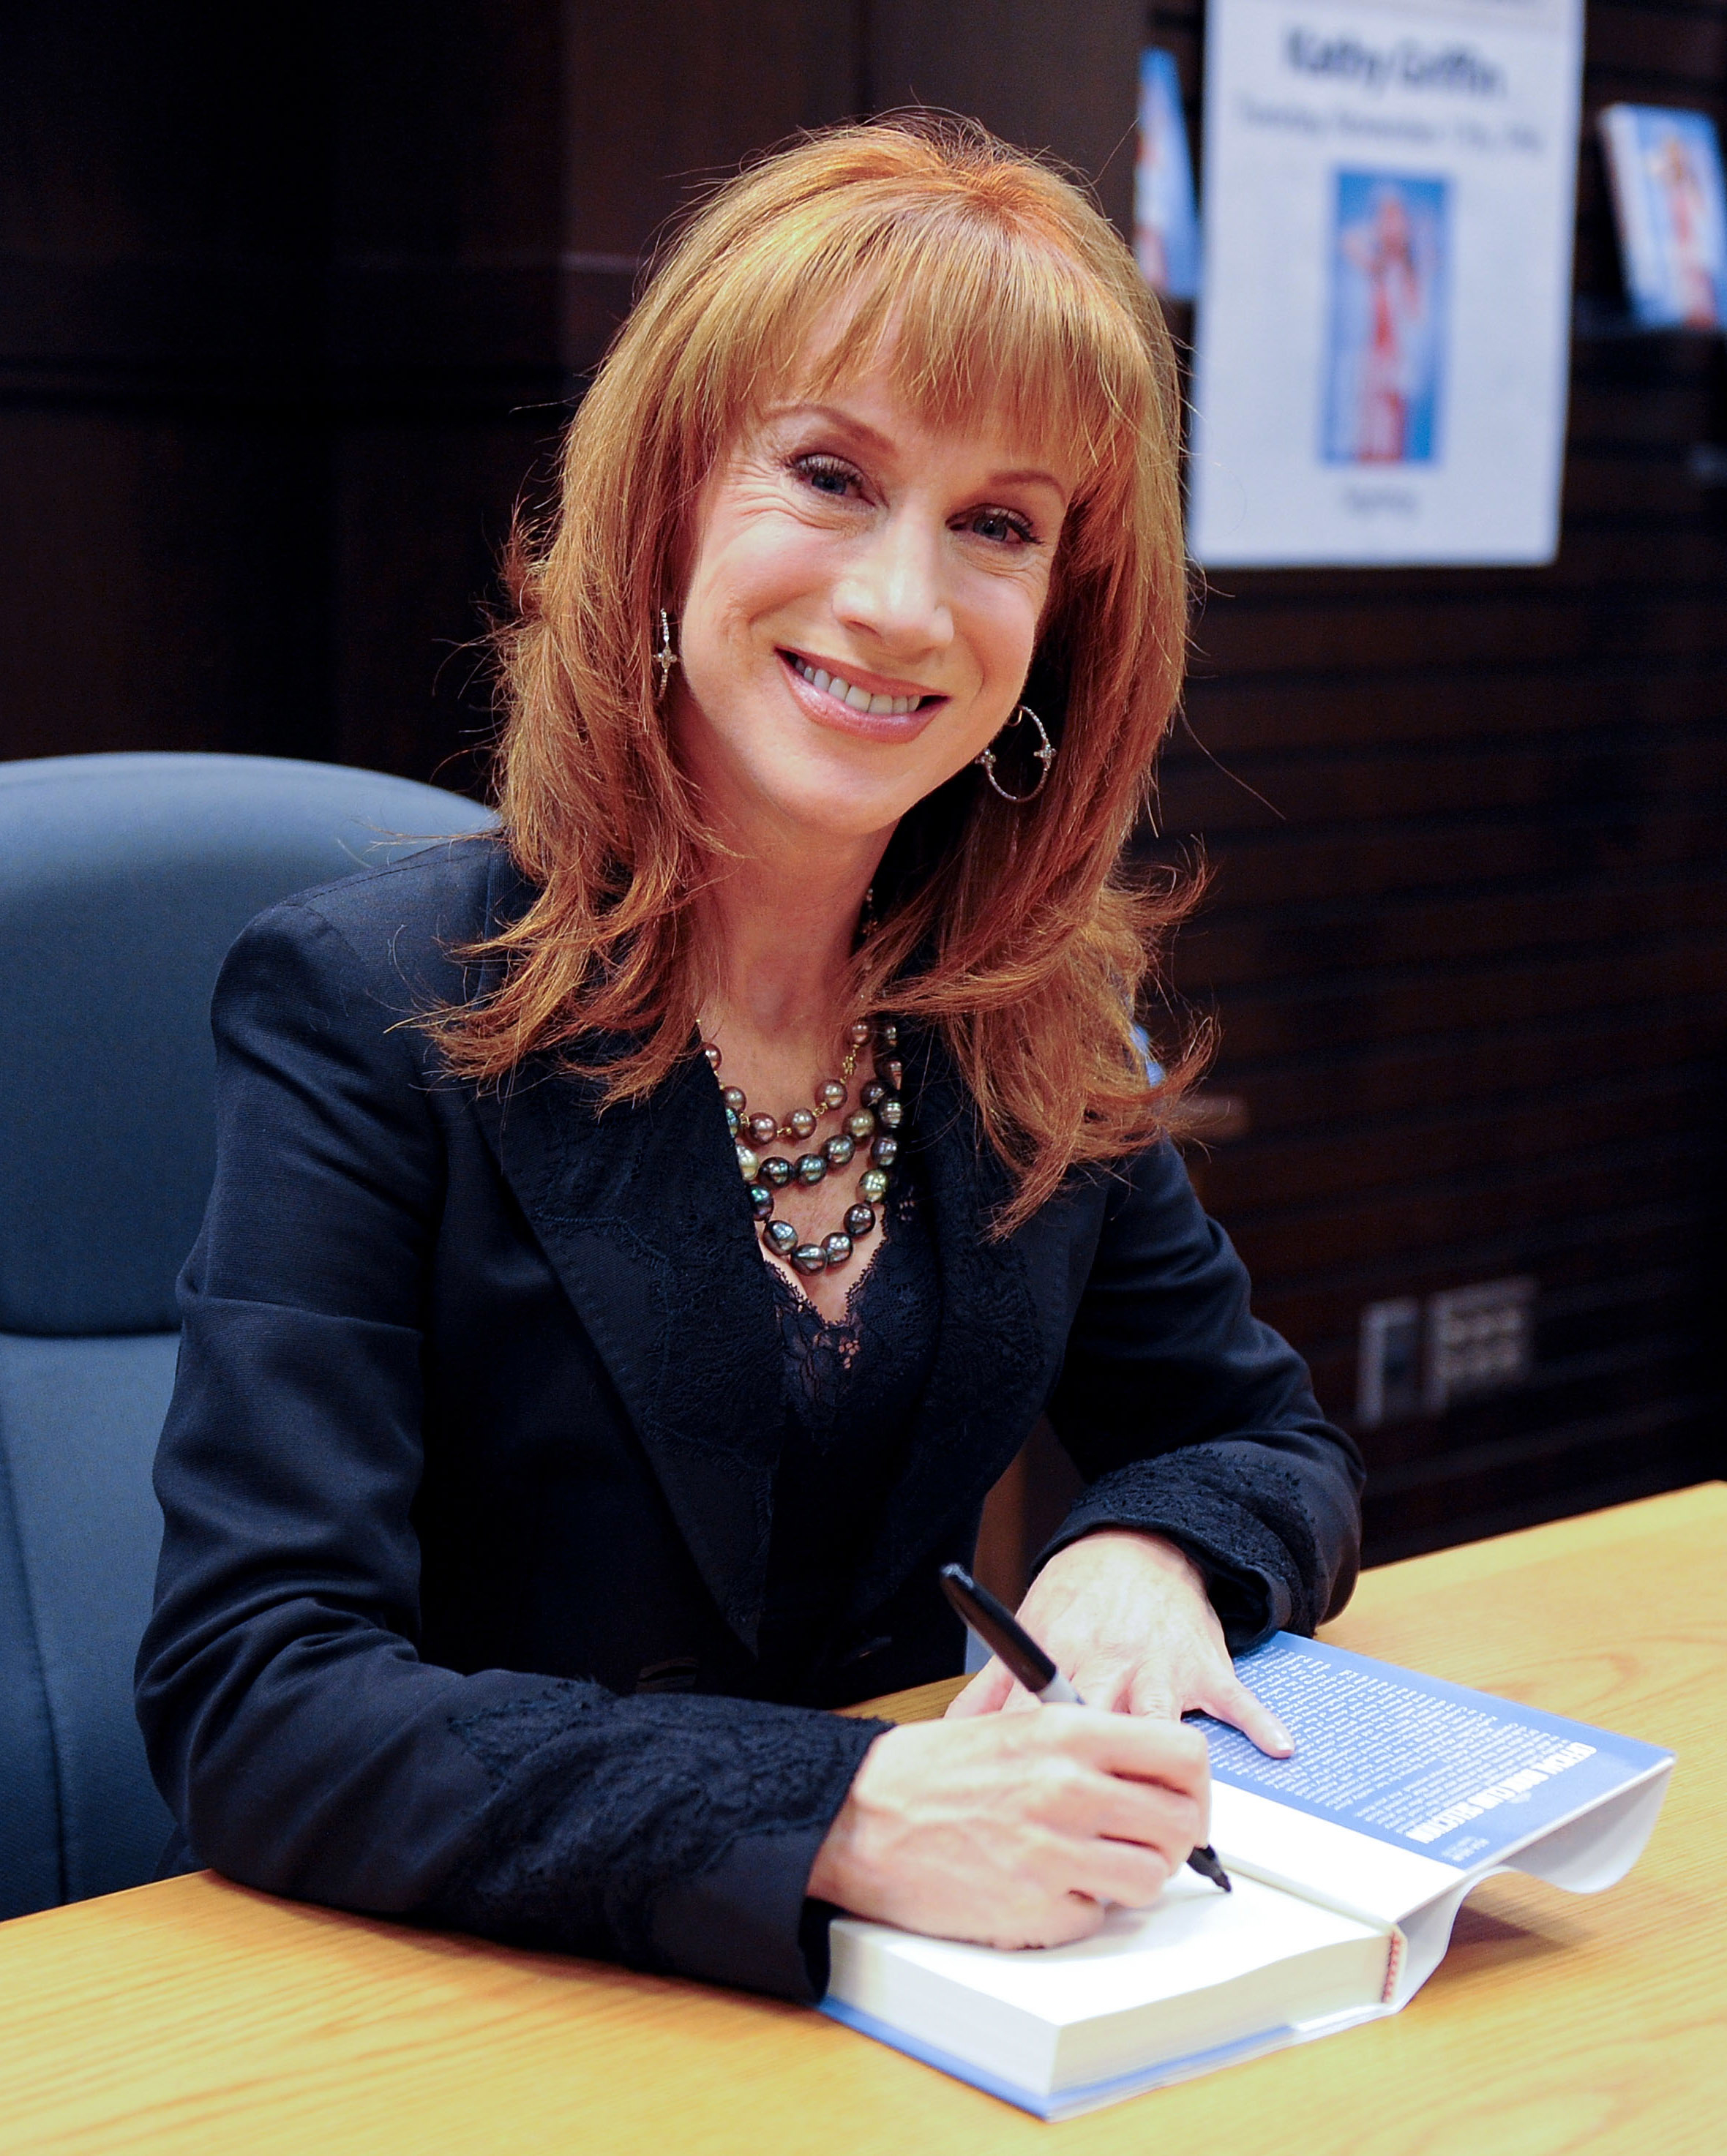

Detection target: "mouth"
[778, 648, 948, 742]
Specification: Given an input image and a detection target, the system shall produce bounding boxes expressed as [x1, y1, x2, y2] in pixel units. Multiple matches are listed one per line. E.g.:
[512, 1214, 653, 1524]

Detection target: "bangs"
[667, 173, 1155, 509]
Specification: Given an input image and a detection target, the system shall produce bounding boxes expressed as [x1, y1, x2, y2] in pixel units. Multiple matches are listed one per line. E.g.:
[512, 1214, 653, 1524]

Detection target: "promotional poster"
[1188, 0, 1584, 567]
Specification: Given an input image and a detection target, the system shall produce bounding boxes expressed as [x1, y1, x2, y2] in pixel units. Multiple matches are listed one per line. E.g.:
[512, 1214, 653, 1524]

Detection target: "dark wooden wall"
[1145, 0, 1727, 1563]
[2, 2, 1721, 1571]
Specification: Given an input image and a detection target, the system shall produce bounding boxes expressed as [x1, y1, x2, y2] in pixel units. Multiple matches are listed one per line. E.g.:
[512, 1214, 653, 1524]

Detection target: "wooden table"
[2, 1485, 1722, 2155]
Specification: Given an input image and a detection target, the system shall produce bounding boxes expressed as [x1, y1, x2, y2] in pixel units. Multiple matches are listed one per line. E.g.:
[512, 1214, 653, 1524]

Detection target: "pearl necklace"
[705, 1019, 906, 1276]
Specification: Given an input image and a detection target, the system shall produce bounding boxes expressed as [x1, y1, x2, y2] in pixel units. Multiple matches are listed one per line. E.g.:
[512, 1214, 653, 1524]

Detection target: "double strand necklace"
[705, 1019, 906, 1276]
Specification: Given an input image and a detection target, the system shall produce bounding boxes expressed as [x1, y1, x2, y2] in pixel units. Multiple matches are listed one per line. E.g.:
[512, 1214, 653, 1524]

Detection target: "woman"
[137, 119, 1362, 2002]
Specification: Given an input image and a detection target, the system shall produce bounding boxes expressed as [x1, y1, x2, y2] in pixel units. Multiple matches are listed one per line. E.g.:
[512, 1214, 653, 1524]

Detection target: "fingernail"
[1267, 1716, 1294, 1754]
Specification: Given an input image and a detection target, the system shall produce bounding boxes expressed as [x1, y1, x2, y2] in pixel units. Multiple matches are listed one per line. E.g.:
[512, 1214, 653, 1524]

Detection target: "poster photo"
[1598, 105, 1727, 330]
[1322, 170, 1449, 464]
[1188, 0, 1584, 568]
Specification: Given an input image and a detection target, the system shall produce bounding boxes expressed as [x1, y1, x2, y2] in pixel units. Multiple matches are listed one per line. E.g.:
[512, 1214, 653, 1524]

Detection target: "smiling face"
[670, 358, 1074, 851]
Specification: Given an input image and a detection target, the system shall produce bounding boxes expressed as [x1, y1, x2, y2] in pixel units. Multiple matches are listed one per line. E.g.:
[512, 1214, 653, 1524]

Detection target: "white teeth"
[791, 655, 921, 717]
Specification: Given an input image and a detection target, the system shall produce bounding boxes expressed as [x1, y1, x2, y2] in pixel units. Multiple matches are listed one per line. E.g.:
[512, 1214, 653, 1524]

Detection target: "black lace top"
[754, 1171, 940, 1693]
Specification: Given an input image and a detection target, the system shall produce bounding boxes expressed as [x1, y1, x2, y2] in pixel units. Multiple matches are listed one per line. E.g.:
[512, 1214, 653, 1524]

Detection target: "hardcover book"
[1134, 49, 1199, 301]
[823, 1635, 1673, 2120]
[1599, 103, 1727, 330]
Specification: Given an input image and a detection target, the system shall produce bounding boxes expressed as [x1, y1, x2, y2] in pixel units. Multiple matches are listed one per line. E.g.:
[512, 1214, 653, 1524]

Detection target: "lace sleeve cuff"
[1033, 1446, 1327, 1651]
[424, 1680, 889, 2001]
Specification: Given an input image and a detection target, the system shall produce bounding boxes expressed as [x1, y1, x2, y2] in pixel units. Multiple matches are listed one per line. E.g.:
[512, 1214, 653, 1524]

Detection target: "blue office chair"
[0, 752, 496, 1920]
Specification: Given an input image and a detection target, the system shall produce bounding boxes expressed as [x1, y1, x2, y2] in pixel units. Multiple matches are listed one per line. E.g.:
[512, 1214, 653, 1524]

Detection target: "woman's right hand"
[806, 1708, 1209, 1949]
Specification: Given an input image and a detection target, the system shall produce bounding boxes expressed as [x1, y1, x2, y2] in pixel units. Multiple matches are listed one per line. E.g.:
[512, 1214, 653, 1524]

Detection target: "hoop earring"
[975, 703, 1056, 803]
[653, 609, 678, 699]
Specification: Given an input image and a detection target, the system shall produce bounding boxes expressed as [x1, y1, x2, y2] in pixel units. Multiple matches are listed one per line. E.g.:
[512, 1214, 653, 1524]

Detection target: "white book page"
[835, 1871, 1378, 2024]
[828, 1871, 1392, 2095]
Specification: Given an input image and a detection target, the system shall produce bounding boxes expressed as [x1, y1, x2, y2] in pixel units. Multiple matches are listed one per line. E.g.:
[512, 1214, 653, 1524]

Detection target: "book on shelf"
[1598, 103, 1727, 330]
[1134, 48, 1200, 301]
[822, 1634, 1674, 2121]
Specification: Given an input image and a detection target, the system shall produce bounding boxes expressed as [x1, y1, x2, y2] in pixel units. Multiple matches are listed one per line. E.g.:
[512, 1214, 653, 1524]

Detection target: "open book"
[822, 1634, 1674, 2121]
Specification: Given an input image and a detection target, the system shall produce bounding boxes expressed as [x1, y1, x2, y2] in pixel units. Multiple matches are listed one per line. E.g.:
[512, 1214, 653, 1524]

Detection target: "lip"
[777, 648, 950, 745]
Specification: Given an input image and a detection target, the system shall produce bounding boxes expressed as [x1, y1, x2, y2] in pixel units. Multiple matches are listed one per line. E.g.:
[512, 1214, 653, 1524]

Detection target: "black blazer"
[136, 838, 1362, 2001]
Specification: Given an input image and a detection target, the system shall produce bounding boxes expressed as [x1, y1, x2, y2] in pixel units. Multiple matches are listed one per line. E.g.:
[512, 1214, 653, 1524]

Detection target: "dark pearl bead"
[724, 1108, 740, 1137]
[845, 1108, 875, 1141]
[796, 1152, 828, 1185]
[749, 1182, 775, 1220]
[747, 1112, 778, 1146]
[722, 1086, 747, 1114]
[845, 1203, 877, 1239]
[765, 1218, 798, 1255]
[877, 1097, 904, 1130]
[858, 1168, 888, 1203]
[789, 1108, 817, 1141]
[847, 1019, 873, 1046]
[879, 1059, 904, 1093]
[791, 1242, 828, 1275]
[861, 1081, 887, 1110]
[823, 1231, 853, 1267]
[735, 1144, 760, 1182]
[760, 1154, 793, 1188]
[703, 1043, 722, 1069]
[878, 1021, 898, 1047]
[823, 1133, 855, 1168]
[817, 1078, 847, 1111]
[871, 1134, 898, 1169]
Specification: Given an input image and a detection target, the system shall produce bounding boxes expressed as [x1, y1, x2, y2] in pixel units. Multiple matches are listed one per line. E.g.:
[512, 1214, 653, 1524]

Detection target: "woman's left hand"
[945, 1529, 1294, 1758]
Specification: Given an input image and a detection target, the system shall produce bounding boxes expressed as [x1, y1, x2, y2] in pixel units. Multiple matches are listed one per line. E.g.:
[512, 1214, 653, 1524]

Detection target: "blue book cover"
[1195, 1631, 1671, 1872]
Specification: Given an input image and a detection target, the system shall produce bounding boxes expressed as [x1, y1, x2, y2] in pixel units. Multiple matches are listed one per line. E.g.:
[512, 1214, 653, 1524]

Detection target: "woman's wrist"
[1048, 1527, 1212, 1607]
[806, 1789, 861, 1909]
[806, 1726, 902, 1914]
[810, 1785, 862, 1906]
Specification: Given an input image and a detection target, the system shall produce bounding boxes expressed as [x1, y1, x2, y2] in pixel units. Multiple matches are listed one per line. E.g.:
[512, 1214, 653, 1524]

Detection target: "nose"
[830, 505, 954, 661]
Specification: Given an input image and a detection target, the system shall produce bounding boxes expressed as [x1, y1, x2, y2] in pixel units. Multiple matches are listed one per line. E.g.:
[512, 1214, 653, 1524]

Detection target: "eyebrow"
[768, 402, 1071, 502]
[989, 465, 1070, 495]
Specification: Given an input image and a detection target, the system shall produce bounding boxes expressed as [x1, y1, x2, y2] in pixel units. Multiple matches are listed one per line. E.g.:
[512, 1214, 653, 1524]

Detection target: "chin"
[745, 737, 937, 841]
[773, 783, 913, 841]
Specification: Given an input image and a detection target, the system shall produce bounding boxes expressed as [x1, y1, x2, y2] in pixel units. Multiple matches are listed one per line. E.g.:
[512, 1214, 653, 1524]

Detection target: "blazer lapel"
[462, 853, 1073, 1655]
[473, 1034, 785, 1655]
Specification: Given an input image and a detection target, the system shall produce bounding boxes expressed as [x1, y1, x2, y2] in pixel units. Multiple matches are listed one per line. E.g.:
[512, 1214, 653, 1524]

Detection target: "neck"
[698, 833, 883, 1048]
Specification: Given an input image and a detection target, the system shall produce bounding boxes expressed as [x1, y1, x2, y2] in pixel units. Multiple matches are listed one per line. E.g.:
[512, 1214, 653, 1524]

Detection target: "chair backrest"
[0, 753, 495, 1918]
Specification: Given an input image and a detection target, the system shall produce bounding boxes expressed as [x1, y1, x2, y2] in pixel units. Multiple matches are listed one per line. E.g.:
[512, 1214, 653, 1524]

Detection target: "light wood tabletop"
[2, 1483, 1721, 2155]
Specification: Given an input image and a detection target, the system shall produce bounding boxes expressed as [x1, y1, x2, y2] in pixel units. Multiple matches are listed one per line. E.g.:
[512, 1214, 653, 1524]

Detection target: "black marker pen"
[939, 1563, 1232, 1893]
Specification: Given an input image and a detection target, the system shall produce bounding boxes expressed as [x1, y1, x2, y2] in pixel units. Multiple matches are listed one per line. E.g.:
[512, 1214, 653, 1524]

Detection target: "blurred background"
[2, 1, 1722, 1580]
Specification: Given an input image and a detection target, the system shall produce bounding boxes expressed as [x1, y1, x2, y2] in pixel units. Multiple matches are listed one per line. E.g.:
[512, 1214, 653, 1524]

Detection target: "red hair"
[429, 117, 1203, 1230]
